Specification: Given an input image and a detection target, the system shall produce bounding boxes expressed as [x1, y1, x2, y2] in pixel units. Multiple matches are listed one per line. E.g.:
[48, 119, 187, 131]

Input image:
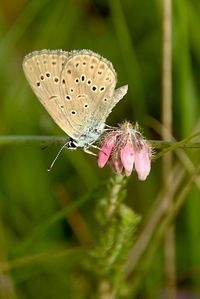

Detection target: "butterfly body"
[23, 49, 128, 150]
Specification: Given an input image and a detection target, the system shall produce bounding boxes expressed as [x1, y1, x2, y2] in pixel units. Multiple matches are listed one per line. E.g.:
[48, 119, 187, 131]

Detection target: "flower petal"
[97, 134, 117, 168]
[135, 147, 151, 181]
[120, 140, 135, 175]
[109, 153, 124, 174]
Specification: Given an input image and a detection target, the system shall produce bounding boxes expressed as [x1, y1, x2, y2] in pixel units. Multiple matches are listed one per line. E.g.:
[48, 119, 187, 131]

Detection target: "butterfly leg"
[83, 147, 97, 156]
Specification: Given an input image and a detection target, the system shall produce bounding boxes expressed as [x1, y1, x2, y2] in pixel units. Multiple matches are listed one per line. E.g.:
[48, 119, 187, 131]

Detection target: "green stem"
[89, 175, 140, 299]
[0, 135, 200, 149]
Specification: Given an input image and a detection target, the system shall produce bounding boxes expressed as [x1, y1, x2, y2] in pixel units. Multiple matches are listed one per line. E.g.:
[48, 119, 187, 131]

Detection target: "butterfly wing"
[23, 50, 76, 136]
[59, 50, 122, 142]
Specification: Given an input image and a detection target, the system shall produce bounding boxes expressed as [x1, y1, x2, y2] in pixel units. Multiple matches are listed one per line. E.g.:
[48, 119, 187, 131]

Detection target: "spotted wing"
[59, 50, 119, 138]
[23, 49, 75, 136]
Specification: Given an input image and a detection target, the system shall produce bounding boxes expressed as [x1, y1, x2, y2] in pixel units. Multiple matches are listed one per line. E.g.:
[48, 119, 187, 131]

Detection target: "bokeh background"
[1, 0, 200, 298]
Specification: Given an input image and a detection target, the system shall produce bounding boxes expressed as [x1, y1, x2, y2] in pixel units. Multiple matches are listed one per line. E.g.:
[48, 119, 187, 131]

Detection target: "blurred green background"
[0, 0, 200, 298]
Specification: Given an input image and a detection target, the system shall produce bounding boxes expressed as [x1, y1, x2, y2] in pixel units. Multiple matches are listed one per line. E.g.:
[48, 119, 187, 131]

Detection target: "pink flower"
[98, 122, 152, 180]
[97, 131, 118, 168]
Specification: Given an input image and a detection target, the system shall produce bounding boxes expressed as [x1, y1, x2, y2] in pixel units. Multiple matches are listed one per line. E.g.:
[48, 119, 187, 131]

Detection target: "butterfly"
[23, 49, 128, 151]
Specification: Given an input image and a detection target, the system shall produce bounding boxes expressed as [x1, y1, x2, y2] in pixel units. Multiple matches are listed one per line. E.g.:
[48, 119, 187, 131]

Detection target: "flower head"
[98, 122, 152, 180]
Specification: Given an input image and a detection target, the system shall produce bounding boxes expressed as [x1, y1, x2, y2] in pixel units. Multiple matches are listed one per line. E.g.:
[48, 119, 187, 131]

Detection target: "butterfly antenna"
[47, 142, 68, 171]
